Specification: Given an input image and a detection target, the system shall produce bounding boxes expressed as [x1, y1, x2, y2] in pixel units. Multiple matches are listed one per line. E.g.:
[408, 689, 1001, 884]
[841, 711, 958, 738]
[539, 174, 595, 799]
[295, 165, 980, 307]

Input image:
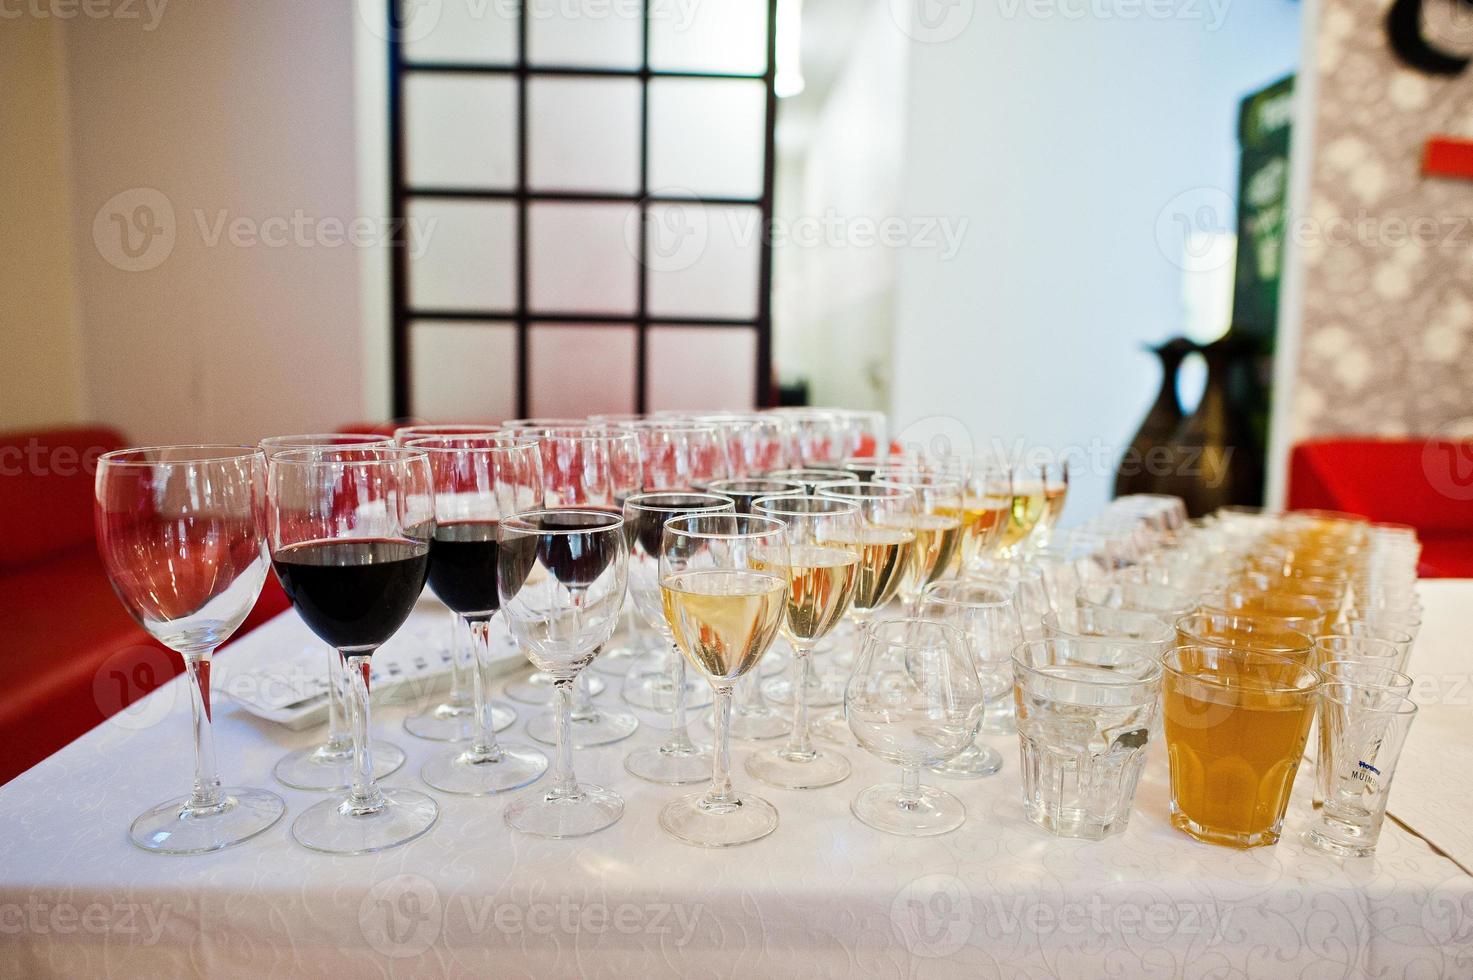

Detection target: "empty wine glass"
[622, 492, 733, 785]
[703, 478, 805, 514]
[499, 509, 629, 837]
[698, 413, 796, 477]
[96, 446, 286, 854]
[846, 619, 984, 836]
[259, 433, 407, 789]
[390, 423, 507, 741]
[917, 582, 1023, 775]
[268, 446, 439, 854]
[768, 468, 857, 495]
[409, 435, 549, 795]
[660, 514, 790, 847]
[746, 495, 860, 790]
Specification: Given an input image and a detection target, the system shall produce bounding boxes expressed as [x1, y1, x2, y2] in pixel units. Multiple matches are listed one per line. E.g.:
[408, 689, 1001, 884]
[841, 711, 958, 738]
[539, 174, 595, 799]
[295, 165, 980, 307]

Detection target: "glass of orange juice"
[1161, 646, 1321, 848]
[1174, 611, 1315, 662]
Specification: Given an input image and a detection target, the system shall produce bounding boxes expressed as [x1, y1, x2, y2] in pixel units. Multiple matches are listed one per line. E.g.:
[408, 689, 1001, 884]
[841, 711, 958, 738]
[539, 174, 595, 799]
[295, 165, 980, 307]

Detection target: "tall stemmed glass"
[1031, 454, 1071, 547]
[699, 413, 796, 477]
[874, 469, 965, 608]
[502, 426, 638, 706]
[620, 423, 731, 713]
[259, 434, 407, 790]
[808, 482, 920, 743]
[622, 493, 734, 784]
[499, 509, 629, 837]
[392, 423, 511, 741]
[660, 514, 790, 846]
[96, 446, 286, 854]
[410, 436, 549, 795]
[958, 460, 1014, 573]
[268, 446, 439, 854]
[746, 495, 860, 790]
[768, 468, 857, 495]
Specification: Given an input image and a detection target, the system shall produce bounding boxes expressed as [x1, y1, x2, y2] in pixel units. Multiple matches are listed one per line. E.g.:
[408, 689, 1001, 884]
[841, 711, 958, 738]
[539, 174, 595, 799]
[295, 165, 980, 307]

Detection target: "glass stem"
[706, 686, 736, 806]
[898, 764, 923, 811]
[572, 663, 598, 721]
[343, 653, 385, 811]
[664, 640, 695, 752]
[446, 608, 468, 707]
[548, 678, 580, 801]
[784, 646, 815, 759]
[323, 644, 351, 753]
[467, 617, 504, 761]
[183, 647, 223, 810]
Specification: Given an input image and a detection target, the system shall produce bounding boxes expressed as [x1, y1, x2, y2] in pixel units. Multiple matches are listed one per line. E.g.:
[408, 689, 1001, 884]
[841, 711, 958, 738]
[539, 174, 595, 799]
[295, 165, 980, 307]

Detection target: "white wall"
[888, 0, 1301, 521]
[0, 18, 84, 431]
[62, 0, 367, 444]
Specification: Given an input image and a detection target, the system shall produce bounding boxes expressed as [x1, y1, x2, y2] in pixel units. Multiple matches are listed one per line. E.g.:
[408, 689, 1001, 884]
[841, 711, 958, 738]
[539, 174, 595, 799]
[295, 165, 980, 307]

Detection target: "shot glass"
[1312, 661, 1414, 808]
[1162, 646, 1320, 848]
[1013, 638, 1163, 840]
[1306, 683, 1418, 857]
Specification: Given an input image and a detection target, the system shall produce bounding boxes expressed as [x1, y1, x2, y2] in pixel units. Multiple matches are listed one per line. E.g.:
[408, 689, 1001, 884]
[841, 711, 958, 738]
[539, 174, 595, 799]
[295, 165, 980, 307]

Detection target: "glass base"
[130, 787, 286, 855]
[746, 745, 851, 790]
[762, 674, 844, 709]
[1304, 825, 1377, 858]
[404, 701, 514, 740]
[589, 641, 648, 676]
[1170, 809, 1281, 849]
[660, 790, 779, 847]
[809, 709, 855, 746]
[274, 739, 406, 791]
[624, 740, 713, 785]
[622, 672, 713, 712]
[851, 782, 966, 837]
[1024, 799, 1128, 841]
[929, 741, 1003, 779]
[292, 787, 439, 855]
[710, 704, 787, 741]
[420, 742, 548, 796]
[505, 783, 624, 839]
[527, 707, 639, 748]
[761, 648, 791, 677]
[506, 673, 605, 706]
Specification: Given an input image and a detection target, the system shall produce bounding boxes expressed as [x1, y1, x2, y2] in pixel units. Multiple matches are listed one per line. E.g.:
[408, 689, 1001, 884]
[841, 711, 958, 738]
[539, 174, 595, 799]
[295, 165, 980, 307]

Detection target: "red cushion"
[0, 546, 290, 785]
[1288, 439, 1473, 534]
[1419, 534, 1473, 578]
[0, 427, 127, 569]
[336, 421, 403, 437]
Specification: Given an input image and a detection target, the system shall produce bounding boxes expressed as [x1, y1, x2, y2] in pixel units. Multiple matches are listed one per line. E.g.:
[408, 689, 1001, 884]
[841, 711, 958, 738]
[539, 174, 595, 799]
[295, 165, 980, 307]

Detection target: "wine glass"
[846, 618, 983, 836]
[659, 514, 790, 846]
[807, 482, 920, 742]
[499, 509, 629, 837]
[1031, 453, 1071, 547]
[703, 478, 805, 515]
[622, 492, 734, 784]
[409, 435, 549, 795]
[874, 469, 966, 609]
[259, 434, 408, 790]
[961, 459, 1016, 569]
[746, 495, 861, 790]
[391, 423, 510, 742]
[96, 446, 286, 854]
[699, 413, 796, 477]
[917, 581, 1023, 774]
[517, 428, 642, 746]
[768, 468, 857, 495]
[764, 409, 848, 465]
[267, 446, 439, 854]
[501, 426, 636, 708]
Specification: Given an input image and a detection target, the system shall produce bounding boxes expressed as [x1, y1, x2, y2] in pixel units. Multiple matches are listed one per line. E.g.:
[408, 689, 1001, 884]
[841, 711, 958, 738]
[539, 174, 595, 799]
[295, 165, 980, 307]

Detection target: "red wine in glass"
[273, 538, 430, 651]
[426, 520, 502, 620]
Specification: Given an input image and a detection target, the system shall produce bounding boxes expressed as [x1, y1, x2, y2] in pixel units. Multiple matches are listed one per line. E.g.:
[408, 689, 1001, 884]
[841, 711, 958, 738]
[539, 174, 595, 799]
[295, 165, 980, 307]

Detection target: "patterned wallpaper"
[1292, 0, 1473, 442]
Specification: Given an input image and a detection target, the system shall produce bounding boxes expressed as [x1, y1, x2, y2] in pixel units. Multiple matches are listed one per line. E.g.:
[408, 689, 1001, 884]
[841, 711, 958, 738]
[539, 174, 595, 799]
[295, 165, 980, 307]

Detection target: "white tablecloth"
[2, 585, 1472, 978]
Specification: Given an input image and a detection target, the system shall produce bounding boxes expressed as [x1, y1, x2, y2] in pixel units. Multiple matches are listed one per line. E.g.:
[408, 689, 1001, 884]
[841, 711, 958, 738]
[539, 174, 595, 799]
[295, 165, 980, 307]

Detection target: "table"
[2, 584, 1472, 978]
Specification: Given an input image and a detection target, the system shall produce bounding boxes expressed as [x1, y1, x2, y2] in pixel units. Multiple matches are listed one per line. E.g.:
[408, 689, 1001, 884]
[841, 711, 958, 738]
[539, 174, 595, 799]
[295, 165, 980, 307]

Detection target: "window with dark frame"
[388, 0, 780, 420]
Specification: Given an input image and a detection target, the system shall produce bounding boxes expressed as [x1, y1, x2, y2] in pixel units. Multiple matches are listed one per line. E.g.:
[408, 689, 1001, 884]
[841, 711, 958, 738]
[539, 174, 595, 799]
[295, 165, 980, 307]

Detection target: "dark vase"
[1156, 335, 1265, 517]
[1115, 338, 1194, 498]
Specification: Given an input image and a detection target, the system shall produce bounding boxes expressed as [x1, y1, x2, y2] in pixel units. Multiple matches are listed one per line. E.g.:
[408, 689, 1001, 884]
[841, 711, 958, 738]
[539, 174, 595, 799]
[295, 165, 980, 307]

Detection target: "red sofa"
[1288, 438, 1473, 578]
[0, 428, 289, 785]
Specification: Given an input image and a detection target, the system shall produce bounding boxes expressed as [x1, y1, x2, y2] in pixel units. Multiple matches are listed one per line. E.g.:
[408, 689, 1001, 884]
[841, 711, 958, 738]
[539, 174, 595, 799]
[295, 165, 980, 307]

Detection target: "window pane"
[648, 78, 767, 199]
[402, 0, 518, 64]
[408, 200, 517, 311]
[647, 326, 757, 412]
[529, 324, 637, 417]
[649, 0, 768, 75]
[529, 202, 639, 314]
[528, 77, 641, 193]
[406, 75, 517, 188]
[646, 203, 761, 319]
[527, 0, 642, 69]
[409, 320, 518, 421]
